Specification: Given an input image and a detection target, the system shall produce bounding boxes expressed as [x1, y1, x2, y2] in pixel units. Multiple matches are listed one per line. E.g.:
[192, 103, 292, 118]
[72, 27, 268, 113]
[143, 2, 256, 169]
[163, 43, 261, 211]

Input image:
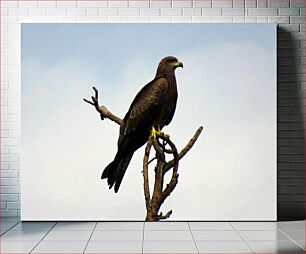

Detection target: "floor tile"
[232, 222, 275, 230]
[52, 222, 96, 230]
[249, 240, 305, 253]
[197, 241, 253, 253]
[1, 224, 17, 234]
[295, 240, 305, 250]
[11, 222, 55, 231]
[145, 221, 189, 230]
[85, 241, 143, 253]
[32, 241, 87, 253]
[0, 217, 20, 224]
[273, 221, 305, 231]
[143, 241, 198, 253]
[42, 230, 92, 241]
[0, 230, 48, 241]
[90, 230, 143, 241]
[282, 230, 305, 249]
[283, 230, 305, 241]
[1, 221, 20, 229]
[96, 222, 144, 231]
[0, 241, 37, 253]
[189, 222, 234, 231]
[1, 221, 20, 234]
[144, 230, 193, 241]
[239, 230, 291, 241]
[192, 230, 243, 241]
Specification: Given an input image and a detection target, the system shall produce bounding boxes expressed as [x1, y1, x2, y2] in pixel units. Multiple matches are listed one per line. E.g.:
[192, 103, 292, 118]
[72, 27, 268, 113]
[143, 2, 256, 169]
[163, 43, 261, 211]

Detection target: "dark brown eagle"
[102, 56, 183, 192]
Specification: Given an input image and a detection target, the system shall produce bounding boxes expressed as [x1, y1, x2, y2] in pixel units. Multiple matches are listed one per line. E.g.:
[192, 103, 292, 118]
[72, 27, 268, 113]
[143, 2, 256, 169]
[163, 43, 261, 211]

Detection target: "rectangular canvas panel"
[21, 24, 276, 220]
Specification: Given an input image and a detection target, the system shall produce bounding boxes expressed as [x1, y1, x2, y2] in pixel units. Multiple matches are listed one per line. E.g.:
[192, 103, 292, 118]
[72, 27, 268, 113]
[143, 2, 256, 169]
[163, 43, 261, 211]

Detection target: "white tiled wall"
[1, 0, 305, 218]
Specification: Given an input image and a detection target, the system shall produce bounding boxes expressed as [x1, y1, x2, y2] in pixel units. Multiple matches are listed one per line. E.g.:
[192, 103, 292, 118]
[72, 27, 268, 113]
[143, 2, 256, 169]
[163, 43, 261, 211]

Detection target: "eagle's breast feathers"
[124, 78, 169, 135]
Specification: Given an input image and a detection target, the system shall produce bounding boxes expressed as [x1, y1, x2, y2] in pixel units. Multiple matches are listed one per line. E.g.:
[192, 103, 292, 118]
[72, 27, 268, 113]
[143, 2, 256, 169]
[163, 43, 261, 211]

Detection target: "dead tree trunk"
[143, 127, 203, 221]
[84, 87, 203, 221]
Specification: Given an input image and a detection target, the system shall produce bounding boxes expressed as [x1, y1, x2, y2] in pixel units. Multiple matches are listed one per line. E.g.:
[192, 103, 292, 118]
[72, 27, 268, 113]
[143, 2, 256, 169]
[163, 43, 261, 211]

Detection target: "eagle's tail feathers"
[101, 161, 117, 189]
[114, 152, 133, 193]
[101, 151, 134, 193]
[101, 162, 112, 179]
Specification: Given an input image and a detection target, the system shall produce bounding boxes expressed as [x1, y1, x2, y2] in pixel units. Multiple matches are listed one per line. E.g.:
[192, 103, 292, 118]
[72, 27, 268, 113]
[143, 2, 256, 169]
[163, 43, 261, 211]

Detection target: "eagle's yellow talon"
[150, 127, 157, 141]
[150, 126, 170, 140]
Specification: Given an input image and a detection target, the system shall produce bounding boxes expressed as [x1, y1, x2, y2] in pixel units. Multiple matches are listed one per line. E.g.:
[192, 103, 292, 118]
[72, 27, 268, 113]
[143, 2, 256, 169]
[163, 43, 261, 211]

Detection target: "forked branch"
[164, 126, 203, 173]
[83, 87, 123, 125]
[143, 126, 203, 221]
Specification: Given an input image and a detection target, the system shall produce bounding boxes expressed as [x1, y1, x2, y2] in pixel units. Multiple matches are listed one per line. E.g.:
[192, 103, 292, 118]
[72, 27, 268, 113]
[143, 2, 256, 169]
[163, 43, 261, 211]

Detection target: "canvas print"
[21, 24, 276, 220]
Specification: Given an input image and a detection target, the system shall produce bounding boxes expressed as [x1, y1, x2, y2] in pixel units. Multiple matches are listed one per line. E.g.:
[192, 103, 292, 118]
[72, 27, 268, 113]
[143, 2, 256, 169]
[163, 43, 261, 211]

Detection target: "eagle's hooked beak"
[175, 61, 183, 69]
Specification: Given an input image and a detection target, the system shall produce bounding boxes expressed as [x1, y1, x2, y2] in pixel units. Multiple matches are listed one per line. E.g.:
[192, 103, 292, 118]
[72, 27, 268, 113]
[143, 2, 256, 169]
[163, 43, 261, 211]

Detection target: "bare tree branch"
[159, 136, 179, 203]
[143, 140, 153, 213]
[83, 87, 123, 125]
[157, 210, 172, 220]
[148, 156, 157, 165]
[143, 127, 203, 221]
[164, 126, 203, 173]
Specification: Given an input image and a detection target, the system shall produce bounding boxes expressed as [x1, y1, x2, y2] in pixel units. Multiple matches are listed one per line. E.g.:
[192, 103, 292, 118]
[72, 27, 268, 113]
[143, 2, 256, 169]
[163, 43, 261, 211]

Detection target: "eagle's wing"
[123, 77, 169, 136]
[164, 94, 177, 126]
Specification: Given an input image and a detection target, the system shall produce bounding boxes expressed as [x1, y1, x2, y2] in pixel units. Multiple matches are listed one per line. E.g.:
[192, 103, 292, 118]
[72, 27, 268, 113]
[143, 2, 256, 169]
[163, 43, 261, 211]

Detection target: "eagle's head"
[156, 56, 183, 78]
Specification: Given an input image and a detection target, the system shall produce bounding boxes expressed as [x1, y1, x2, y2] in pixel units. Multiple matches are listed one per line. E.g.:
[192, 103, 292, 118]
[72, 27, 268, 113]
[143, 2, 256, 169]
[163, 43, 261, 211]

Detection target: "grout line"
[0, 220, 20, 236]
[269, 221, 305, 249]
[229, 222, 256, 254]
[29, 222, 57, 254]
[269, 221, 305, 232]
[268, 221, 277, 229]
[83, 222, 97, 254]
[187, 221, 200, 254]
[276, 227, 305, 251]
[229, 221, 237, 231]
[142, 221, 145, 254]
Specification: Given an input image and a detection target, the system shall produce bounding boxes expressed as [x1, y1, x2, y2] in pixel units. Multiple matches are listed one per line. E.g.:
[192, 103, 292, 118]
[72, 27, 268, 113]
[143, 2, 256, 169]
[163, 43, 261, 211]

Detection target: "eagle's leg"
[150, 126, 158, 141]
[150, 126, 170, 141]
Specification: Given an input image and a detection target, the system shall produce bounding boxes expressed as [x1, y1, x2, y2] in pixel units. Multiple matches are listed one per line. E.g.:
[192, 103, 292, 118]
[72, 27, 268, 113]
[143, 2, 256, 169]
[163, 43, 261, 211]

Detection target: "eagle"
[102, 56, 183, 193]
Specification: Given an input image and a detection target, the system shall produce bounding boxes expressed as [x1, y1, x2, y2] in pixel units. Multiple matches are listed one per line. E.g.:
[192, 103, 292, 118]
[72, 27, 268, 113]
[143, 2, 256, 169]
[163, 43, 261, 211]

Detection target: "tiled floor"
[0, 218, 304, 253]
